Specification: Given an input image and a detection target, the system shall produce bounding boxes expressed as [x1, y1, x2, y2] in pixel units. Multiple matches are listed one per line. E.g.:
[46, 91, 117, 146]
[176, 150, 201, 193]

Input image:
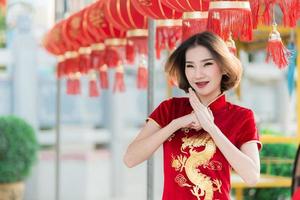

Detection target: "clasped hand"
[188, 88, 215, 132]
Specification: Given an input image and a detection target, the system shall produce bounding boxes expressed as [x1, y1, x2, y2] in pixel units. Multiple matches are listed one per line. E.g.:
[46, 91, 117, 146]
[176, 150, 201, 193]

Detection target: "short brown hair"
[165, 31, 242, 93]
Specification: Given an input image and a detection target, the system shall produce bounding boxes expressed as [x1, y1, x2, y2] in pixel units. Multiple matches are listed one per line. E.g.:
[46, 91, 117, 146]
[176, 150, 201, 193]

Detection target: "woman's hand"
[174, 112, 202, 131]
[188, 88, 215, 132]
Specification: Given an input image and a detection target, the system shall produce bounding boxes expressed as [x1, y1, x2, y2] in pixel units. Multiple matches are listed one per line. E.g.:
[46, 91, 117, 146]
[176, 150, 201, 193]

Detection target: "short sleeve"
[235, 110, 262, 151]
[147, 98, 173, 128]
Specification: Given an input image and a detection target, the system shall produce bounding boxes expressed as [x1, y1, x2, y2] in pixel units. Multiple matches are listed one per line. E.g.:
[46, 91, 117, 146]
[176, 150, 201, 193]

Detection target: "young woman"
[123, 31, 261, 200]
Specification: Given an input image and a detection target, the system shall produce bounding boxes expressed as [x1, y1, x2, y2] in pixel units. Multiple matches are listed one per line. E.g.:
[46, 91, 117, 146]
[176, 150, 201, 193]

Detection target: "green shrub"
[0, 115, 39, 183]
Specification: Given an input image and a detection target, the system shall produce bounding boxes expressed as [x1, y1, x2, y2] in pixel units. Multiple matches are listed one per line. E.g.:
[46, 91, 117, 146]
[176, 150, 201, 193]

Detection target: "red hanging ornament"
[249, 0, 260, 28]
[88, 71, 100, 97]
[266, 24, 291, 69]
[105, 0, 148, 64]
[104, 38, 127, 68]
[156, 19, 182, 58]
[113, 64, 126, 93]
[131, 0, 183, 58]
[43, 21, 69, 79]
[90, 43, 105, 70]
[57, 56, 65, 78]
[66, 73, 81, 95]
[182, 11, 208, 41]
[225, 33, 237, 55]
[161, 0, 209, 41]
[262, 0, 277, 26]
[99, 64, 109, 89]
[136, 54, 148, 89]
[207, 0, 253, 41]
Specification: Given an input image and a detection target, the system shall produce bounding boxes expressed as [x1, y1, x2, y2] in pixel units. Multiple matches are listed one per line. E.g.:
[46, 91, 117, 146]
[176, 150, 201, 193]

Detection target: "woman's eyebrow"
[186, 58, 214, 64]
[201, 58, 214, 62]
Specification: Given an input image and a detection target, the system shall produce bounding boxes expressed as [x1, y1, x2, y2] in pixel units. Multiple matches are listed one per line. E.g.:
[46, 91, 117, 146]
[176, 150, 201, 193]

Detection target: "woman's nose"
[194, 66, 204, 78]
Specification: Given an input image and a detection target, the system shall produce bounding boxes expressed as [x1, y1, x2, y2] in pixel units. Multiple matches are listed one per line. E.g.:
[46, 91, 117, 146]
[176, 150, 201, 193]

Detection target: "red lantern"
[86, 0, 127, 92]
[43, 30, 66, 79]
[83, 3, 108, 90]
[85, 0, 126, 68]
[63, 9, 101, 97]
[58, 19, 82, 95]
[131, 0, 183, 58]
[207, 1, 253, 41]
[161, 0, 210, 41]
[105, 0, 148, 90]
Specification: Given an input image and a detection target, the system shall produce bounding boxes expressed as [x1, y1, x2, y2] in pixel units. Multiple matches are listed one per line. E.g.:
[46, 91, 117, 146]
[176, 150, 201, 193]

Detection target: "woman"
[123, 31, 261, 200]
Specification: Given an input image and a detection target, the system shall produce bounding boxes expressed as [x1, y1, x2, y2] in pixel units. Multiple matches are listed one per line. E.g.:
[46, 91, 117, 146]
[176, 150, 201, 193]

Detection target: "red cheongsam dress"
[148, 94, 261, 200]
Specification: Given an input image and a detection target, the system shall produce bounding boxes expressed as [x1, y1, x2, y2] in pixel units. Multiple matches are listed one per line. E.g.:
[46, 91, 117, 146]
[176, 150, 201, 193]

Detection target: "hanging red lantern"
[65, 9, 101, 97]
[86, 0, 127, 92]
[207, 0, 253, 41]
[105, 0, 148, 90]
[131, 0, 183, 58]
[45, 20, 81, 95]
[43, 31, 66, 79]
[161, 0, 210, 41]
[59, 19, 82, 95]
[83, 3, 108, 90]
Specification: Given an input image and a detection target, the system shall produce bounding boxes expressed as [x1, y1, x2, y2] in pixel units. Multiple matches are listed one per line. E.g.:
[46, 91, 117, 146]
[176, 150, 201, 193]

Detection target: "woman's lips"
[196, 81, 209, 88]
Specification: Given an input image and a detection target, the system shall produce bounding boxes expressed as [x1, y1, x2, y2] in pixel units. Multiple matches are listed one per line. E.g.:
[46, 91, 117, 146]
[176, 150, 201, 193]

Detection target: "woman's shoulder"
[161, 96, 189, 105]
[227, 102, 254, 117]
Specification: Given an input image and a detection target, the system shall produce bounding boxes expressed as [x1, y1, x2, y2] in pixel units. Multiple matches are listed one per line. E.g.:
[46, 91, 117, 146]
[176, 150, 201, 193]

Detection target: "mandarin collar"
[207, 94, 227, 112]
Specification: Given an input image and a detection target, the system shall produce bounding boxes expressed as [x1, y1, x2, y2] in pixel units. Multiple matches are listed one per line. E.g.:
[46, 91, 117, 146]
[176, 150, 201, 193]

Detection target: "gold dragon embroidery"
[171, 133, 222, 200]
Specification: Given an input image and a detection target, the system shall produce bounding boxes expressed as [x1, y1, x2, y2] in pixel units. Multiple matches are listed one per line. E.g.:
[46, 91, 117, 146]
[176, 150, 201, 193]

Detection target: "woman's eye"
[204, 62, 213, 67]
[186, 64, 194, 68]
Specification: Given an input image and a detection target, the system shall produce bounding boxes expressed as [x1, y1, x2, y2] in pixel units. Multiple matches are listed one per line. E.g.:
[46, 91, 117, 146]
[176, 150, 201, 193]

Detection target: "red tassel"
[126, 40, 135, 64]
[262, 0, 276, 25]
[89, 79, 99, 97]
[278, 0, 300, 27]
[207, 1, 253, 41]
[91, 49, 105, 70]
[137, 66, 148, 89]
[156, 22, 182, 58]
[99, 65, 109, 89]
[105, 47, 121, 68]
[113, 66, 125, 93]
[57, 56, 65, 78]
[249, 0, 260, 28]
[66, 78, 73, 95]
[73, 74, 81, 95]
[182, 16, 207, 41]
[225, 34, 237, 55]
[136, 54, 148, 89]
[266, 24, 291, 69]
[78, 54, 90, 75]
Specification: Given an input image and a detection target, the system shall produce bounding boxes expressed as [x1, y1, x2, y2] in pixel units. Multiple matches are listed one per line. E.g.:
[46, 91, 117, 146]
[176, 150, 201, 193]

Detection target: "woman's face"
[185, 45, 223, 100]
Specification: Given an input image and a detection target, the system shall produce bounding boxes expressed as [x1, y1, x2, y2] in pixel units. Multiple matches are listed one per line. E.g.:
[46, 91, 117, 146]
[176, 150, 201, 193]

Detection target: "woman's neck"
[196, 90, 222, 106]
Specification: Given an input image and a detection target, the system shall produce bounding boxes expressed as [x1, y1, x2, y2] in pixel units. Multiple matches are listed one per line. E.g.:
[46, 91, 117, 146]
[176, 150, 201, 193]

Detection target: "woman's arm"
[206, 126, 260, 186]
[123, 113, 200, 168]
